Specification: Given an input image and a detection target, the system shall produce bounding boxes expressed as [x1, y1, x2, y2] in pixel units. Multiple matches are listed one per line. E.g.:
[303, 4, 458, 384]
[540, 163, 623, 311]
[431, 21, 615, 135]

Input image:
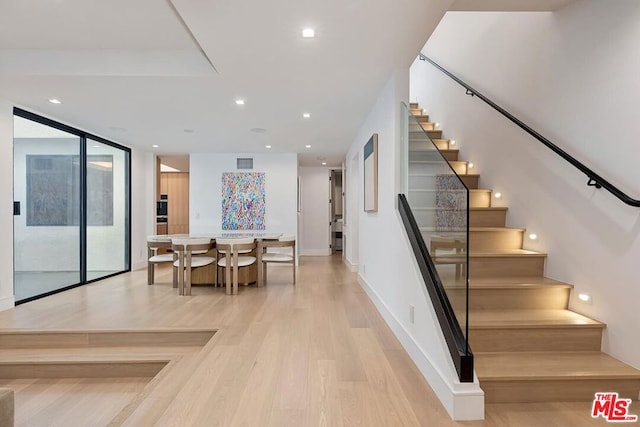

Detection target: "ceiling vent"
[237, 158, 253, 169]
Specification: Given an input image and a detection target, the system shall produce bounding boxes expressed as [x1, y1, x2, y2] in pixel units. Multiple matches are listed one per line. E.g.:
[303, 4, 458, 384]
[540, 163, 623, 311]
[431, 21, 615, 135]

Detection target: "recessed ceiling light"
[321, 162, 327, 165]
[184, 129, 194, 133]
[49, 98, 61, 104]
[305, 144, 311, 148]
[250, 127, 267, 133]
[152, 144, 159, 148]
[302, 28, 315, 38]
[235, 99, 245, 105]
[265, 145, 272, 149]
[303, 113, 311, 119]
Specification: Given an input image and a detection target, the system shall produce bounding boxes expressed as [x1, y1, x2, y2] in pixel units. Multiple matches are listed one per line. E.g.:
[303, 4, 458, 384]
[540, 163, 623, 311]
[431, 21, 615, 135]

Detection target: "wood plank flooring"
[0, 255, 629, 426]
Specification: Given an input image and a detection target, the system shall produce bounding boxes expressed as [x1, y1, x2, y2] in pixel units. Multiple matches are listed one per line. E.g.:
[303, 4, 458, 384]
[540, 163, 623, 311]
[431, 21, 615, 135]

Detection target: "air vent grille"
[237, 158, 253, 169]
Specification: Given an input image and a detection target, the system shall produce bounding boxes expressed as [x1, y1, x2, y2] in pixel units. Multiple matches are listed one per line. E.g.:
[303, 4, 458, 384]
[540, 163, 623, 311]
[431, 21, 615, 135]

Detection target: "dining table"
[148, 232, 283, 287]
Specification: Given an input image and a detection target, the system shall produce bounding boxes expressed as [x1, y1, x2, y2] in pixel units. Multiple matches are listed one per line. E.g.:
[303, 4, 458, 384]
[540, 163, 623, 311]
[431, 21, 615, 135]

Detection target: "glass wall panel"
[86, 139, 130, 281]
[13, 115, 81, 301]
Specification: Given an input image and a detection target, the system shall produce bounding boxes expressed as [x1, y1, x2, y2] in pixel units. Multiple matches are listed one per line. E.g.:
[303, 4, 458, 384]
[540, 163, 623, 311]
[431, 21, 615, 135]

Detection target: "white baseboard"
[0, 295, 15, 311]
[343, 257, 358, 272]
[299, 249, 331, 256]
[357, 274, 484, 421]
[132, 261, 147, 271]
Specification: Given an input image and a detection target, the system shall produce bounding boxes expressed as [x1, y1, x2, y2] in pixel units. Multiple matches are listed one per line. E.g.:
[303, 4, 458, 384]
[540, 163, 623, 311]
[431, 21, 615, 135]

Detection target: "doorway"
[329, 169, 343, 254]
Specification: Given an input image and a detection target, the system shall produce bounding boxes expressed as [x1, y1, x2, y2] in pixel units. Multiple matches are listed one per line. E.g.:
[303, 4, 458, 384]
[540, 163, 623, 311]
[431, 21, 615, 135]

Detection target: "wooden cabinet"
[160, 172, 189, 235]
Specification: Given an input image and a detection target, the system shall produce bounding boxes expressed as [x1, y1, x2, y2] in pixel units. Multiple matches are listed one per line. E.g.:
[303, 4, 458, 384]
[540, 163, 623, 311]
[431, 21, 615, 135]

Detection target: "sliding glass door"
[86, 139, 130, 281]
[13, 109, 130, 303]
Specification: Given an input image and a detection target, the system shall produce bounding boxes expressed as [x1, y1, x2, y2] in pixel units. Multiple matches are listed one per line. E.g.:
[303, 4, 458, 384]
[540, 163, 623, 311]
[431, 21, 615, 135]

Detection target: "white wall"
[131, 148, 156, 271]
[0, 99, 15, 310]
[344, 153, 360, 270]
[412, 2, 640, 369]
[299, 166, 330, 256]
[189, 153, 298, 241]
[346, 71, 484, 420]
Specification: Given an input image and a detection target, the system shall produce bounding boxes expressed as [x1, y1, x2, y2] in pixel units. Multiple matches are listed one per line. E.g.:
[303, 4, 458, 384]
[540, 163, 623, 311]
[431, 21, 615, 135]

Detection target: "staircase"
[407, 102, 640, 404]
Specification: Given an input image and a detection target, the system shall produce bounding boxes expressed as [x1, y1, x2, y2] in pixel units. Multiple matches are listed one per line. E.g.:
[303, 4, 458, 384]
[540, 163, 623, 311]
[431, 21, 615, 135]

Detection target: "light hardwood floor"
[0, 255, 625, 426]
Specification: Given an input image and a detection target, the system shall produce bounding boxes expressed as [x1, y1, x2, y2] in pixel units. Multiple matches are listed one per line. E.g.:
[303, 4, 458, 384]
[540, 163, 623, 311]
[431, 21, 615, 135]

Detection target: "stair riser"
[408, 190, 474, 210]
[409, 140, 445, 152]
[469, 229, 524, 252]
[470, 327, 603, 352]
[470, 210, 507, 227]
[441, 150, 458, 161]
[460, 175, 479, 189]
[470, 256, 545, 277]
[410, 150, 458, 162]
[407, 191, 438, 208]
[408, 162, 466, 176]
[408, 175, 468, 190]
[409, 122, 434, 132]
[480, 379, 640, 403]
[0, 361, 166, 379]
[449, 287, 570, 310]
[0, 330, 215, 349]
[470, 191, 492, 208]
[415, 115, 430, 123]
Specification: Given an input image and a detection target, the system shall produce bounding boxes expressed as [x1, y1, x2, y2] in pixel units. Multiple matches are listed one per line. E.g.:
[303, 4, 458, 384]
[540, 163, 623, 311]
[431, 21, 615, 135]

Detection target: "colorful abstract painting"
[222, 172, 266, 230]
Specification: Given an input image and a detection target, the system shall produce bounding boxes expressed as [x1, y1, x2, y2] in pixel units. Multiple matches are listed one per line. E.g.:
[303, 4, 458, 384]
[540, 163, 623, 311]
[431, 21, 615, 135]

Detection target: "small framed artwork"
[364, 133, 378, 212]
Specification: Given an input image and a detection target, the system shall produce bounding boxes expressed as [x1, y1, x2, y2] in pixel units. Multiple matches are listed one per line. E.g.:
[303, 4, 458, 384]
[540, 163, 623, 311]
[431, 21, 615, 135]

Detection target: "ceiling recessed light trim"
[49, 98, 62, 104]
[303, 113, 311, 119]
[305, 144, 311, 148]
[152, 144, 159, 148]
[235, 99, 245, 105]
[265, 145, 272, 149]
[302, 28, 315, 38]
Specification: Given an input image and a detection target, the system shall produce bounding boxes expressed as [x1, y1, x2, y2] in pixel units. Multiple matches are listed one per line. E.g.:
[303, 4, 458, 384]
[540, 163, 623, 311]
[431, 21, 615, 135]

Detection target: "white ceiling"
[0, 0, 574, 166]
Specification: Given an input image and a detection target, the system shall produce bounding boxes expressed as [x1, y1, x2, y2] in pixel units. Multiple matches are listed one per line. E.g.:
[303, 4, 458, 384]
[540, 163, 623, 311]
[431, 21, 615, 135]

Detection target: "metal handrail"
[398, 194, 473, 382]
[419, 53, 640, 208]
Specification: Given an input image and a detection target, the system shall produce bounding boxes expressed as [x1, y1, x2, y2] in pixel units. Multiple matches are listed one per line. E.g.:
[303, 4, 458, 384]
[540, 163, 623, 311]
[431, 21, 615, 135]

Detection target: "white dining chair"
[171, 237, 215, 296]
[257, 236, 296, 286]
[216, 237, 256, 295]
[147, 237, 176, 287]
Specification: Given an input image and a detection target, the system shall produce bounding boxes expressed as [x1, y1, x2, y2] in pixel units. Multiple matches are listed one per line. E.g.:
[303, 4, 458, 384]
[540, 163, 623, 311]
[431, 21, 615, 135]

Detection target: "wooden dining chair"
[147, 238, 176, 287]
[171, 237, 215, 296]
[258, 236, 296, 286]
[216, 238, 256, 295]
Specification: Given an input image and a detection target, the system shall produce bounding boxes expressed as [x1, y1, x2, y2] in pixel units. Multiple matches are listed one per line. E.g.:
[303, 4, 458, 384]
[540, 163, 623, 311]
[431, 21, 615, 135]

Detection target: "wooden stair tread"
[469, 249, 547, 258]
[469, 276, 573, 289]
[470, 227, 525, 232]
[470, 207, 508, 211]
[445, 276, 573, 289]
[468, 309, 603, 328]
[434, 250, 546, 262]
[475, 352, 640, 380]
[409, 172, 479, 178]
